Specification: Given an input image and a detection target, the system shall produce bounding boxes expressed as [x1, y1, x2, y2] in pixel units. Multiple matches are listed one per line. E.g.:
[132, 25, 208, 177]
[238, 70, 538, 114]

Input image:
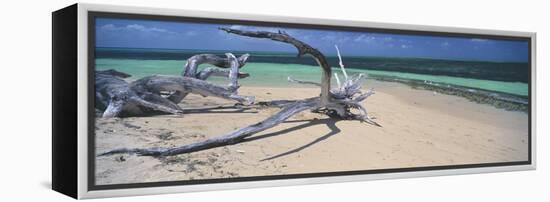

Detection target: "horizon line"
[95, 46, 529, 63]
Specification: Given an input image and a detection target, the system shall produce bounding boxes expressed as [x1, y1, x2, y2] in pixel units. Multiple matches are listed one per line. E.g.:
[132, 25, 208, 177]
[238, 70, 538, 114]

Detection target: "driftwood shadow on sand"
[181, 104, 259, 114]
[239, 118, 341, 161]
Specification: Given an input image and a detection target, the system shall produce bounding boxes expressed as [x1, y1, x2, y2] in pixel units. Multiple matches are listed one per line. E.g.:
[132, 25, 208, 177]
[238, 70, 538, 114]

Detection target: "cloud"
[126, 24, 174, 33]
[226, 25, 280, 33]
[353, 34, 409, 49]
[149, 27, 169, 32]
[229, 25, 243, 30]
[185, 31, 198, 36]
[99, 23, 176, 34]
[319, 34, 350, 45]
[338, 37, 351, 43]
[320, 35, 336, 41]
[126, 24, 145, 30]
[354, 34, 376, 43]
[471, 38, 489, 42]
[99, 24, 117, 31]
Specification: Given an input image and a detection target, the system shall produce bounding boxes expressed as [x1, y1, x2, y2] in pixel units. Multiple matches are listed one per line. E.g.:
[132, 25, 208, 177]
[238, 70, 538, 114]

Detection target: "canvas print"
[93, 16, 530, 186]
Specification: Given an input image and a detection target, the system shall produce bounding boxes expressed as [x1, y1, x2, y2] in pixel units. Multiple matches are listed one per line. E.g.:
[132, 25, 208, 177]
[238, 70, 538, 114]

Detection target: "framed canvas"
[52, 3, 536, 199]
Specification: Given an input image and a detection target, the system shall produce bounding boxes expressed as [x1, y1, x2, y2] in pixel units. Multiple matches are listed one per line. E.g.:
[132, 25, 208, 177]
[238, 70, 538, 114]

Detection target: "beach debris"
[235, 150, 246, 154]
[103, 129, 115, 133]
[100, 28, 379, 157]
[157, 131, 175, 140]
[123, 122, 141, 129]
[115, 155, 126, 162]
[95, 53, 254, 117]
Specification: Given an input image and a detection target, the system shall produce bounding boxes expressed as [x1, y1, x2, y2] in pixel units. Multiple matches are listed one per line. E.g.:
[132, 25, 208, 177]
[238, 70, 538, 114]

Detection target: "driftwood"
[95, 53, 254, 117]
[220, 28, 378, 124]
[95, 70, 184, 118]
[100, 28, 379, 157]
[168, 53, 250, 103]
[219, 28, 333, 107]
[100, 98, 319, 156]
[183, 54, 250, 77]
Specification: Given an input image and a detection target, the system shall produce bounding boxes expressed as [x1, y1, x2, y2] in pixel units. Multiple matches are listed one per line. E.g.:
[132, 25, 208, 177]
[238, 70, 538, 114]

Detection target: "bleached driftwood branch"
[99, 98, 319, 156]
[134, 54, 254, 104]
[168, 53, 251, 103]
[219, 28, 332, 107]
[183, 54, 250, 77]
[100, 28, 379, 157]
[196, 67, 249, 80]
[95, 53, 254, 118]
[95, 71, 184, 118]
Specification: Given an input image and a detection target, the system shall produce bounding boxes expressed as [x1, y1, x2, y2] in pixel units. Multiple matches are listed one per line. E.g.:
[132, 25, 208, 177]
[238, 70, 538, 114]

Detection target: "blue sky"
[96, 18, 529, 62]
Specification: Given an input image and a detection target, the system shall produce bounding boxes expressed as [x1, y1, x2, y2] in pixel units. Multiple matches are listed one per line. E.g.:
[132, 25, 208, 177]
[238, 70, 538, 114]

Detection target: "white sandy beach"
[95, 80, 528, 185]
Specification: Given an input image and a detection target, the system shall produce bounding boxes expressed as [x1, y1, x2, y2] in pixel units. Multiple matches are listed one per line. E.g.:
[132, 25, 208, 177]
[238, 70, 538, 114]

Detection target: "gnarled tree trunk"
[95, 53, 254, 117]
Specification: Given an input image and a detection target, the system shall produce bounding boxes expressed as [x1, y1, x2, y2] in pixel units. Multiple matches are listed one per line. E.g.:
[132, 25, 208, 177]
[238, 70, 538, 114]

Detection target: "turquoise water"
[96, 59, 184, 77]
[95, 58, 528, 96]
[353, 69, 528, 96]
[96, 47, 529, 83]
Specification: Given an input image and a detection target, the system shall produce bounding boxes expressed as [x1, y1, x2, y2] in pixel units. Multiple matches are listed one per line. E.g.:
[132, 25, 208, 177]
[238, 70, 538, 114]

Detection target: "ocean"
[94, 47, 529, 97]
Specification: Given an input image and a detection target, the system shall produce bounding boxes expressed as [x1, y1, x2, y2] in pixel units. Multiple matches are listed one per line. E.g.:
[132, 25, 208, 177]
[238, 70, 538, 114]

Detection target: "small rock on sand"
[115, 156, 126, 162]
[123, 122, 141, 129]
